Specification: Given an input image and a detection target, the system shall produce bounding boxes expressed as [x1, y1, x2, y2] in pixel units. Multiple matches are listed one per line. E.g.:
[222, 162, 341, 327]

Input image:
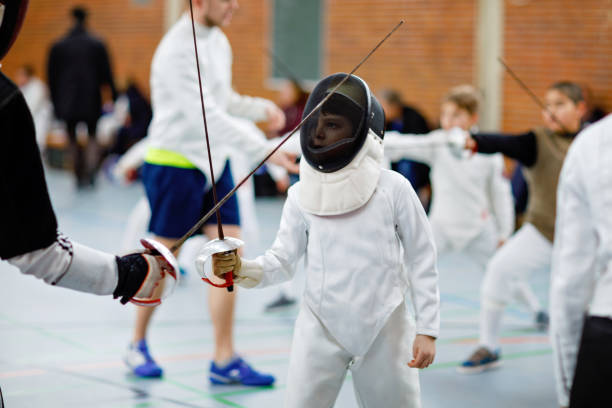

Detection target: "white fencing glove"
[447, 127, 470, 159]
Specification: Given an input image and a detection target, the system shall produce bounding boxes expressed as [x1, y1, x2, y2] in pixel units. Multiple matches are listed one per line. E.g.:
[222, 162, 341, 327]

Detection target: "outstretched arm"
[384, 130, 443, 165]
[7, 236, 172, 304]
[0, 73, 171, 304]
[470, 130, 537, 167]
[210, 191, 308, 288]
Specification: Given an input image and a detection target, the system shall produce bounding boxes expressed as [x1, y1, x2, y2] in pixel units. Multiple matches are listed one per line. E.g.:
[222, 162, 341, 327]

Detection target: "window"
[271, 0, 322, 82]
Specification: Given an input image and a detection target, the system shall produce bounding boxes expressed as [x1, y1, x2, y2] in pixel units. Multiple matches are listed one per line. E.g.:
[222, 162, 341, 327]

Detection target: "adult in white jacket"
[206, 74, 440, 407]
[124, 0, 296, 383]
[550, 114, 612, 408]
[384, 85, 514, 272]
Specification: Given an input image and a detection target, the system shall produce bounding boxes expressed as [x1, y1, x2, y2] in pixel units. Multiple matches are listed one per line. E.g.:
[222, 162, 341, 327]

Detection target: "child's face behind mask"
[440, 102, 478, 131]
[542, 89, 586, 134]
[311, 112, 355, 148]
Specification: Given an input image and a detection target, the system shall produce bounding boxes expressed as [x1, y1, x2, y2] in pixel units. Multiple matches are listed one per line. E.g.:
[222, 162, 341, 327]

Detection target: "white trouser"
[481, 223, 552, 307]
[285, 302, 421, 408]
[432, 220, 498, 271]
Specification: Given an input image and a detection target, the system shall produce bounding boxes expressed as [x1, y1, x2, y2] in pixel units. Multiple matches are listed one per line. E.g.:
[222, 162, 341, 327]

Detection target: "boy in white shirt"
[384, 85, 515, 270]
[206, 73, 440, 407]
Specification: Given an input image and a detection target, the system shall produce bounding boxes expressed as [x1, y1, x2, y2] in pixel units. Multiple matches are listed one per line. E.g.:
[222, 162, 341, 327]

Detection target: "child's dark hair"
[548, 81, 584, 104]
[442, 85, 481, 115]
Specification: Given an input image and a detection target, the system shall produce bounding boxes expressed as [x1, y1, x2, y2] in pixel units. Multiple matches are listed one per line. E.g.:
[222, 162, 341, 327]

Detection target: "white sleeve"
[266, 163, 288, 182]
[227, 89, 275, 123]
[383, 130, 441, 165]
[487, 155, 515, 241]
[173, 53, 269, 162]
[395, 179, 440, 337]
[243, 192, 308, 288]
[550, 145, 598, 408]
[113, 138, 149, 177]
[266, 133, 302, 157]
[263, 134, 302, 181]
[7, 237, 118, 295]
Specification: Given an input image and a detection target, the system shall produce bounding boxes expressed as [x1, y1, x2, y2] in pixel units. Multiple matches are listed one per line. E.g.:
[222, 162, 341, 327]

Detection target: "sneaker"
[457, 346, 501, 374]
[535, 310, 549, 331]
[265, 294, 296, 312]
[124, 339, 163, 378]
[209, 356, 275, 386]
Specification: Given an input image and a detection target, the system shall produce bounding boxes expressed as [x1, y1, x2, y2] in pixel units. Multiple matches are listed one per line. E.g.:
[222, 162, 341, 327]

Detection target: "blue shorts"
[142, 161, 240, 239]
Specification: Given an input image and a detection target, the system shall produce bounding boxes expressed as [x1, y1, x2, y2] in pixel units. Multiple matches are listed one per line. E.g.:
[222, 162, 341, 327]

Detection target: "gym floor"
[0, 168, 557, 407]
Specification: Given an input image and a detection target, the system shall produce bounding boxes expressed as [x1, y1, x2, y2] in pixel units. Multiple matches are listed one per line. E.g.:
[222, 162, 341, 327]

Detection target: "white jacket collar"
[297, 129, 384, 216]
[180, 13, 214, 38]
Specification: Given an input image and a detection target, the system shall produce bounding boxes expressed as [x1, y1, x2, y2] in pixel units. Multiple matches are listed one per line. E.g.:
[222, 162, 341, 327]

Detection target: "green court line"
[173, 349, 553, 406]
[212, 385, 275, 398]
[155, 328, 294, 349]
[161, 377, 249, 408]
[0, 312, 94, 353]
[162, 377, 220, 400]
[3, 348, 552, 407]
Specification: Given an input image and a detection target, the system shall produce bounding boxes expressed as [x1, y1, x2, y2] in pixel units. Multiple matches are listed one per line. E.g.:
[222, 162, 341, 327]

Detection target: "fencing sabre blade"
[186, 0, 242, 292]
[170, 20, 405, 254]
[497, 57, 570, 134]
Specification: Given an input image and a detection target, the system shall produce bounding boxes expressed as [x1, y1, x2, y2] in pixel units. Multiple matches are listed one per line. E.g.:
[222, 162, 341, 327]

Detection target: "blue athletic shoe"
[124, 339, 163, 378]
[209, 356, 275, 386]
[457, 346, 501, 374]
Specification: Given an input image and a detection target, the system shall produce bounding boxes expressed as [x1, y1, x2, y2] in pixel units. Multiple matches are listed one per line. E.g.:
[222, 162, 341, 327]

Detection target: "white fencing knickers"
[431, 219, 498, 271]
[285, 301, 421, 408]
[481, 222, 552, 308]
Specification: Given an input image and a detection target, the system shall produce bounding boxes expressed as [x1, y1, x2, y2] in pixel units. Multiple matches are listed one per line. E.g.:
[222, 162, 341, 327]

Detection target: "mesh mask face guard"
[300, 73, 385, 173]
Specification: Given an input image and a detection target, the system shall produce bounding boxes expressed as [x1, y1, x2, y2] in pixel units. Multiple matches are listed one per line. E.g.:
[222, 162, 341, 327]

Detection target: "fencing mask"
[297, 73, 386, 216]
[300, 73, 385, 173]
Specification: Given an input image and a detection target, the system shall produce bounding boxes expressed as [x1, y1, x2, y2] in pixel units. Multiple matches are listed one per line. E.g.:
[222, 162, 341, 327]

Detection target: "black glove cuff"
[114, 254, 148, 304]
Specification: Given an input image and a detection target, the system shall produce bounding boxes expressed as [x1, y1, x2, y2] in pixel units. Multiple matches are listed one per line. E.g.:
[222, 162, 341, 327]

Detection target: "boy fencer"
[204, 73, 440, 407]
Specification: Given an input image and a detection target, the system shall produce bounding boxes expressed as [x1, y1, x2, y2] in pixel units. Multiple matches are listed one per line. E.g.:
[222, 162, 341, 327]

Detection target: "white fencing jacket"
[8, 238, 118, 295]
[384, 129, 514, 249]
[550, 114, 612, 407]
[247, 169, 440, 356]
[146, 14, 274, 180]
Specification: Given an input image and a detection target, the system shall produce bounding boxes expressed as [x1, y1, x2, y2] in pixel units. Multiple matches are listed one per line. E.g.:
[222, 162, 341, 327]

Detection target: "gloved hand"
[212, 251, 242, 279]
[211, 251, 262, 289]
[446, 127, 470, 159]
[113, 253, 171, 304]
